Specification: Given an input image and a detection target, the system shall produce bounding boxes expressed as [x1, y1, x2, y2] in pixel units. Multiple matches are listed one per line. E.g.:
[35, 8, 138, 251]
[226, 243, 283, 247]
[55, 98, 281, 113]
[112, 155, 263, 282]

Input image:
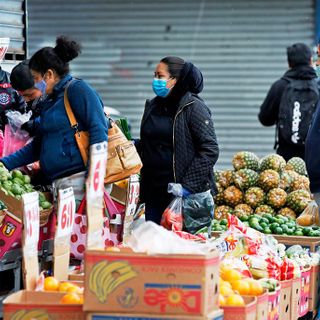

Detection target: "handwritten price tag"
[22, 192, 40, 246]
[56, 187, 75, 238]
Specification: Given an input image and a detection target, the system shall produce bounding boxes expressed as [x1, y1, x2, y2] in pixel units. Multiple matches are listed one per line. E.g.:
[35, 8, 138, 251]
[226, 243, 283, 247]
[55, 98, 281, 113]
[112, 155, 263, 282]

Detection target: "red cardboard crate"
[299, 268, 311, 317]
[221, 296, 257, 320]
[84, 248, 219, 316]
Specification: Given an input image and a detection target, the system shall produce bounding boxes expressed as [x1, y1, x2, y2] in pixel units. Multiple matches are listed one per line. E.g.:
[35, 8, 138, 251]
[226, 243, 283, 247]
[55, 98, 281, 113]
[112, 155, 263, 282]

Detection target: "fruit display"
[0, 165, 53, 211]
[214, 152, 313, 228]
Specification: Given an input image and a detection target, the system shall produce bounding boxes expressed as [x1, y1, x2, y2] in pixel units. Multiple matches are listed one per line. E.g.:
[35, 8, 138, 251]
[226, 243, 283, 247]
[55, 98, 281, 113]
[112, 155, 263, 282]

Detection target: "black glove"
[21, 120, 35, 136]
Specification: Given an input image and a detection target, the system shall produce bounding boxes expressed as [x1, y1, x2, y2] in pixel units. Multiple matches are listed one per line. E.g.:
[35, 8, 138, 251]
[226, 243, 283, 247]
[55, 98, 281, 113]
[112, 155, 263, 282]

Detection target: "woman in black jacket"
[138, 56, 219, 224]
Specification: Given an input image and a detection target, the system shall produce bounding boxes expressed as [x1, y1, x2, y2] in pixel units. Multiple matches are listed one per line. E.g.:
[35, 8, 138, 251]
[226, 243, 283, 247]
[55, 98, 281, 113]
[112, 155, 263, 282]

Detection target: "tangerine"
[44, 276, 60, 292]
[221, 268, 242, 283]
[226, 294, 245, 306]
[58, 282, 74, 293]
[248, 279, 264, 296]
[220, 284, 234, 296]
[67, 285, 83, 294]
[60, 293, 82, 304]
[231, 279, 251, 295]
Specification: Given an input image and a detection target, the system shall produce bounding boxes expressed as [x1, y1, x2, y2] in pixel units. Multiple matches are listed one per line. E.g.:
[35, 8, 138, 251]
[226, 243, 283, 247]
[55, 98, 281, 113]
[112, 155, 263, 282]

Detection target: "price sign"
[22, 192, 40, 247]
[87, 142, 108, 198]
[56, 187, 75, 238]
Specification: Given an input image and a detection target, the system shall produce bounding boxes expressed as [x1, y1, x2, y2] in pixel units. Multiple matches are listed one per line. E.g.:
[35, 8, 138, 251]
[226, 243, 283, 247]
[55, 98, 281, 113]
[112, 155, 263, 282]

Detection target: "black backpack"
[277, 78, 319, 146]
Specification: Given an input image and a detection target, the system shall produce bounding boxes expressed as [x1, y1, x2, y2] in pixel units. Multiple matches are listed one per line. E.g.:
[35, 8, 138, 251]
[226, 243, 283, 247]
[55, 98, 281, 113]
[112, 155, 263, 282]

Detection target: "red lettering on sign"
[93, 160, 101, 191]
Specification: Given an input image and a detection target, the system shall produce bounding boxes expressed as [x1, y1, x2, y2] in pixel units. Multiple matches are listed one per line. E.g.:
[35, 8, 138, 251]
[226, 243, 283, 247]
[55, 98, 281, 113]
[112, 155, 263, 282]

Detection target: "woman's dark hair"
[29, 36, 81, 77]
[161, 56, 185, 79]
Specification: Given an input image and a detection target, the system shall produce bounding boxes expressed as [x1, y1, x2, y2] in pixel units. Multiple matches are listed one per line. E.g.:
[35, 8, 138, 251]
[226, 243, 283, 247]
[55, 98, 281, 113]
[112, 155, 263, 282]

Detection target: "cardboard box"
[279, 280, 291, 320]
[309, 265, 320, 313]
[84, 248, 219, 316]
[0, 211, 22, 259]
[291, 278, 301, 320]
[3, 290, 84, 320]
[267, 286, 280, 320]
[299, 267, 311, 317]
[0, 188, 24, 220]
[244, 292, 268, 320]
[271, 235, 320, 253]
[221, 296, 257, 320]
[86, 309, 224, 320]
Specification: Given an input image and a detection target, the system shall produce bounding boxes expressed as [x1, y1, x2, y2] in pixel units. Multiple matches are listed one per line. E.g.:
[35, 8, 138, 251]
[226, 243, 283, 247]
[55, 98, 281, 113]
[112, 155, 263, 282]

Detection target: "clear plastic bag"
[296, 200, 319, 226]
[183, 190, 214, 234]
[2, 111, 32, 157]
[161, 197, 183, 231]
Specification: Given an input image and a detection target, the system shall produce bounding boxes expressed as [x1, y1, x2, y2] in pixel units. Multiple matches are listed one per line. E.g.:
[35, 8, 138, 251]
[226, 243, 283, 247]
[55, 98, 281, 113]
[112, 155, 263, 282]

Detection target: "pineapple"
[223, 186, 243, 207]
[216, 182, 224, 194]
[232, 151, 260, 171]
[255, 204, 275, 216]
[214, 205, 233, 220]
[258, 170, 280, 191]
[278, 207, 297, 219]
[233, 204, 253, 219]
[218, 170, 234, 188]
[285, 157, 308, 176]
[233, 169, 259, 191]
[291, 175, 310, 191]
[266, 188, 287, 209]
[214, 192, 225, 206]
[214, 170, 222, 181]
[287, 189, 311, 214]
[244, 187, 265, 208]
[279, 170, 299, 192]
[260, 154, 286, 172]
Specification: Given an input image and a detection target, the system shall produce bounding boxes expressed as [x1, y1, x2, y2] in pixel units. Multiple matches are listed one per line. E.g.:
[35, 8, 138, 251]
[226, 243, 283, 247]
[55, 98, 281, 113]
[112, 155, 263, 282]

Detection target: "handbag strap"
[64, 79, 79, 132]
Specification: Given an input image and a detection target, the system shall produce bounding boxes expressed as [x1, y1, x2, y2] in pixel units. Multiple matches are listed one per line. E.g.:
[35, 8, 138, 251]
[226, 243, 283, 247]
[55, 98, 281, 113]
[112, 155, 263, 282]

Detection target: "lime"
[275, 227, 283, 235]
[263, 227, 272, 234]
[220, 219, 228, 226]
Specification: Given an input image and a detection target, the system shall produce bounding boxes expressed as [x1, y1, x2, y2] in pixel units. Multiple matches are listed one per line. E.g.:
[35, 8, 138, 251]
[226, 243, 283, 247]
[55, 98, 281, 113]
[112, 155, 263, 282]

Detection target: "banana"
[98, 273, 113, 302]
[107, 269, 137, 294]
[12, 309, 50, 320]
[89, 260, 108, 294]
[12, 310, 25, 320]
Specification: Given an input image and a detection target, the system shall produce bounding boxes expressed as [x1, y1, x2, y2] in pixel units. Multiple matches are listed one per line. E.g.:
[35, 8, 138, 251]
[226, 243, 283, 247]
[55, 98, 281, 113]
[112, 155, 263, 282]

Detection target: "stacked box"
[221, 297, 257, 320]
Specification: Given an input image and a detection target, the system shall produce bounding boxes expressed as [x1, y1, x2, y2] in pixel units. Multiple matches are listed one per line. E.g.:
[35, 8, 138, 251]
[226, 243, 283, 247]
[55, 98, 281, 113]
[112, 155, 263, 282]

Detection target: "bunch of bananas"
[12, 309, 50, 320]
[89, 260, 138, 303]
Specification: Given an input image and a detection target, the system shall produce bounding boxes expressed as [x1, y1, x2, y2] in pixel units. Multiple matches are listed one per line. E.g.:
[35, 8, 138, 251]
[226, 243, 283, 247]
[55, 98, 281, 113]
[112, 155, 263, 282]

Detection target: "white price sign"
[87, 142, 108, 199]
[22, 192, 40, 246]
[56, 187, 75, 238]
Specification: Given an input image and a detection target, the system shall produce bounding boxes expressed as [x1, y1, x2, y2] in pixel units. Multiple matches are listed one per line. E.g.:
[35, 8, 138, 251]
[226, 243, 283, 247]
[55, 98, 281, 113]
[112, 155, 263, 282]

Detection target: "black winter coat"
[139, 91, 219, 204]
[258, 65, 317, 161]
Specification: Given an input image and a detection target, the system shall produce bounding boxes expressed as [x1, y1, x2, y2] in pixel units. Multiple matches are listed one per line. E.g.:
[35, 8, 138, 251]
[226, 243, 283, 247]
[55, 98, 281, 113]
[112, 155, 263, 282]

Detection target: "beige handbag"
[64, 84, 142, 184]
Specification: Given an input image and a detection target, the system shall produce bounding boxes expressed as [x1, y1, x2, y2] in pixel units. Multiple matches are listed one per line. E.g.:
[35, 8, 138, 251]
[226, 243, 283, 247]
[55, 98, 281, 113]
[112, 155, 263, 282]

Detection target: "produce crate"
[267, 285, 280, 320]
[299, 268, 311, 318]
[244, 291, 268, 320]
[221, 296, 257, 320]
[84, 248, 220, 316]
[279, 280, 291, 320]
[269, 235, 320, 253]
[86, 309, 224, 320]
[291, 278, 301, 320]
[308, 265, 320, 313]
[3, 290, 84, 320]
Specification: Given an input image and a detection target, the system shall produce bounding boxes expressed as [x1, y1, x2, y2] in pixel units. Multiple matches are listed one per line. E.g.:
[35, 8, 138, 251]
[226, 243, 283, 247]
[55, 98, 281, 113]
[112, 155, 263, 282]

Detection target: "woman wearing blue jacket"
[0, 36, 108, 204]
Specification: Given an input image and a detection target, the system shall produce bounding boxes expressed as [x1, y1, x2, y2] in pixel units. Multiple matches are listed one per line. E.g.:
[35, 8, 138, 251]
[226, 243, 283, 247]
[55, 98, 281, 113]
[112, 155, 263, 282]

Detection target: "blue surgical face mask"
[34, 75, 47, 96]
[152, 78, 173, 97]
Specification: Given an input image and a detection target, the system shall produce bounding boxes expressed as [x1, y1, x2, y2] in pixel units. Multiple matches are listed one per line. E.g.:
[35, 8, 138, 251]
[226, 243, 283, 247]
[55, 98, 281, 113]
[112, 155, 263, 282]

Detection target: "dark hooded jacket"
[258, 65, 317, 161]
[138, 62, 219, 207]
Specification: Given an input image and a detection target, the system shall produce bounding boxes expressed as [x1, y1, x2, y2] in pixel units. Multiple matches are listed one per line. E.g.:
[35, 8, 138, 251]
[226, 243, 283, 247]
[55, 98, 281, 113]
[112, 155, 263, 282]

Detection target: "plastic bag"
[161, 196, 183, 231]
[296, 200, 319, 226]
[2, 111, 32, 157]
[183, 190, 214, 234]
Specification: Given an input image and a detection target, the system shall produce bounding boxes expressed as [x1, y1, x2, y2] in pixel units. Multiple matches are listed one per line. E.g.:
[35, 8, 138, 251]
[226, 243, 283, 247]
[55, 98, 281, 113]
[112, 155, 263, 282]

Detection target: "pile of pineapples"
[214, 152, 312, 221]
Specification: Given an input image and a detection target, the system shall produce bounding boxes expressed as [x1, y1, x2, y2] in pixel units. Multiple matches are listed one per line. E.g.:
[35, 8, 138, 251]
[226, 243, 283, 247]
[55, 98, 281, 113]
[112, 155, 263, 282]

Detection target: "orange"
[67, 285, 83, 294]
[219, 294, 226, 306]
[247, 279, 264, 296]
[44, 276, 60, 292]
[226, 294, 245, 306]
[219, 278, 232, 288]
[60, 293, 82, 304]
[221, 268, 242, 283]
[220, 284, 234, 296]
[58, 282, 74, 293]
[231, 279, 251, 295]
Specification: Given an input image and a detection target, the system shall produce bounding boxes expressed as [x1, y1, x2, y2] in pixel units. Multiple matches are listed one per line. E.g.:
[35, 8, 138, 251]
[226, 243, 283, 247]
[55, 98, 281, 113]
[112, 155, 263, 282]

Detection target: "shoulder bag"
[64, 81, 142, 183]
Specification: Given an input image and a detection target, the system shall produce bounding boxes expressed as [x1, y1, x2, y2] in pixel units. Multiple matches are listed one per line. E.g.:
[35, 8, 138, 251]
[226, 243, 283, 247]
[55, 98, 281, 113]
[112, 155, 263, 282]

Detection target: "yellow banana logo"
[89, 260, 138, 303]
[12, 309, 50, 320]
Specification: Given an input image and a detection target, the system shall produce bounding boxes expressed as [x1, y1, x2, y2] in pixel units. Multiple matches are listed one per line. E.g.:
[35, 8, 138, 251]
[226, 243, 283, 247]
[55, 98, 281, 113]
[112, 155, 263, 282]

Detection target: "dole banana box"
[3, 290, 84, 320]
[84, 248, 219, 316]
[86, 309, 224, 319]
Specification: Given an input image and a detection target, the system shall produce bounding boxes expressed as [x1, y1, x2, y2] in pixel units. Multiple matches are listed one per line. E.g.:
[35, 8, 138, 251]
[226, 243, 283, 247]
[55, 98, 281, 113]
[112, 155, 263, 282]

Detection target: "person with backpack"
[258, 43, 318, 161]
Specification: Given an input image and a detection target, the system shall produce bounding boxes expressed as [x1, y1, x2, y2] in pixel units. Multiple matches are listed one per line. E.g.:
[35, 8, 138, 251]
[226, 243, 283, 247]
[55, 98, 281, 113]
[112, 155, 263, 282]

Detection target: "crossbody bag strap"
[64, 79, 79, 131]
